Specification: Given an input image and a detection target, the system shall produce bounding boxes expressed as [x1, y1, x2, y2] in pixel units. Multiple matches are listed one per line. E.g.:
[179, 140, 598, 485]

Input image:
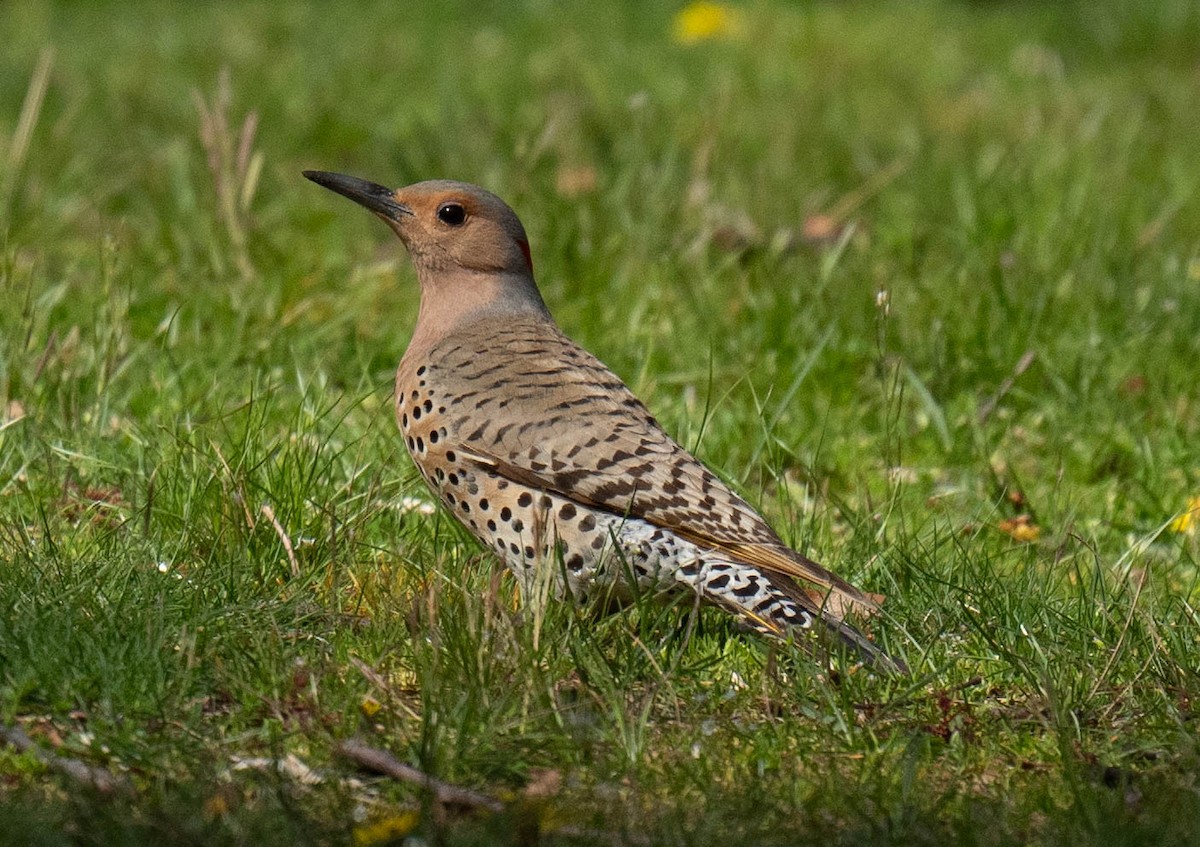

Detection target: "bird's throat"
[408, 268, 552, 357]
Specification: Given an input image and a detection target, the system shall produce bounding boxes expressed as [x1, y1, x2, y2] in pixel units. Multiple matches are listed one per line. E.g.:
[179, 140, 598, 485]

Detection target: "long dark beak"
[303, 170, 413, 221]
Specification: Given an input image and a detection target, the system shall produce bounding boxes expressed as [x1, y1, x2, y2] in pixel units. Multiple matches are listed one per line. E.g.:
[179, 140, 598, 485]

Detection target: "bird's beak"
[303, 170, 413, 222]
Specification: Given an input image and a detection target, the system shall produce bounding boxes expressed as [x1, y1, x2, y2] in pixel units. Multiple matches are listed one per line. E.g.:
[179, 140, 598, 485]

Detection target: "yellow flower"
[1169, 496, 1200, 535]
[998, 515, 1041, 543]
[672, 2, 744, 45]
[353, 812, 420, 846]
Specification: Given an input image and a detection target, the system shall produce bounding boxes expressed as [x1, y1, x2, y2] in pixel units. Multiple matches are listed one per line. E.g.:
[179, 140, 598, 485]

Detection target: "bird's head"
[304, 171, 534, 277]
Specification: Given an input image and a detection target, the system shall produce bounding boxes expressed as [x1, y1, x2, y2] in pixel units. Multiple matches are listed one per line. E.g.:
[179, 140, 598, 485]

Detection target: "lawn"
[2, 1, 1199, 844]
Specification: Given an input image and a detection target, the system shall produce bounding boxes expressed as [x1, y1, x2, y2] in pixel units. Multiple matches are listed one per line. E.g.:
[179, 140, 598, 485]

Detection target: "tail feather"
[757, 571, 907, 674]
[819, 611, 908, 674]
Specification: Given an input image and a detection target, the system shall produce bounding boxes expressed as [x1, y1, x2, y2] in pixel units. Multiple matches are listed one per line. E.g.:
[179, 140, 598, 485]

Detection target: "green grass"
[2, 1, 1200, 844]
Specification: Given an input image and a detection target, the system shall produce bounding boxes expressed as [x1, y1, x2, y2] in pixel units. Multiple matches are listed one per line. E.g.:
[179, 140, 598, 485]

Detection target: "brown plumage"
[304, 170, 904, 672]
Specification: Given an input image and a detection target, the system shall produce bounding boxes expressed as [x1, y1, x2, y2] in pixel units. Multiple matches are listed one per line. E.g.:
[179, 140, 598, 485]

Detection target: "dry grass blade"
[350, 657, 422, 720]
[823, 155, 912, 225]
[978, 349, 1037, 424]
[1, 47, 55, 214]
[261, 503, 300, 578]
[192, 67, 260, 279]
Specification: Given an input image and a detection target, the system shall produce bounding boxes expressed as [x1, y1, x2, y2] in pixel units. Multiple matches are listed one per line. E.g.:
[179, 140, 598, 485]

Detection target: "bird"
[304, 170, 904, 673]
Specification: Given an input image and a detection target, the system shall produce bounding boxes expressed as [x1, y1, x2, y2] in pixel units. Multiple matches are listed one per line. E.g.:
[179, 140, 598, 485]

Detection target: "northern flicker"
[304, 171, 904, 672]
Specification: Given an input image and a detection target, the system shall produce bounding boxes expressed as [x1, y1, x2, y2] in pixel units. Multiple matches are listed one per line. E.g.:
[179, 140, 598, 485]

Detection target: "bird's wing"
[434, 322, 881, 620]
[464, 443, 880, 621]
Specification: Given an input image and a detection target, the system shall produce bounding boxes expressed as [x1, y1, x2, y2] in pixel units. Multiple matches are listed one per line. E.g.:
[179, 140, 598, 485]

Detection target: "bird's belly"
[425, 464, 681, 599]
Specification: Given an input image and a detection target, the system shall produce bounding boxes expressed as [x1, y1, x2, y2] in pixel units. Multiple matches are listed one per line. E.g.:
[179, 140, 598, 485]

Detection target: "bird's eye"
[436, 203, 467, 226]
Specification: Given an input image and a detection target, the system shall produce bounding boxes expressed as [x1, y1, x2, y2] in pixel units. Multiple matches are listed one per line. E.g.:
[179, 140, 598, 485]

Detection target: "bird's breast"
[396, 359, 445, 460]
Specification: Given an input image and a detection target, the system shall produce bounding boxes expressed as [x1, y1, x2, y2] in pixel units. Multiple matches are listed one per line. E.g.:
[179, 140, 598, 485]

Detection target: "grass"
[1, 0, 1199, 843]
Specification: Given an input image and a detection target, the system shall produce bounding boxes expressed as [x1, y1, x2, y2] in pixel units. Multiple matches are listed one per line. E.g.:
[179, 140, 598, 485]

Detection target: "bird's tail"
[816, 610, 907, 674]
[742, 575, 907, 674]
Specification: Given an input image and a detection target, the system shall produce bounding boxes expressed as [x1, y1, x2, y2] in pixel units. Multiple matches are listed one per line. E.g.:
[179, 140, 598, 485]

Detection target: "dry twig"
[337, 738, 650, 845]
[1, 723, 130, 796]
[336, 738, 503, 812]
